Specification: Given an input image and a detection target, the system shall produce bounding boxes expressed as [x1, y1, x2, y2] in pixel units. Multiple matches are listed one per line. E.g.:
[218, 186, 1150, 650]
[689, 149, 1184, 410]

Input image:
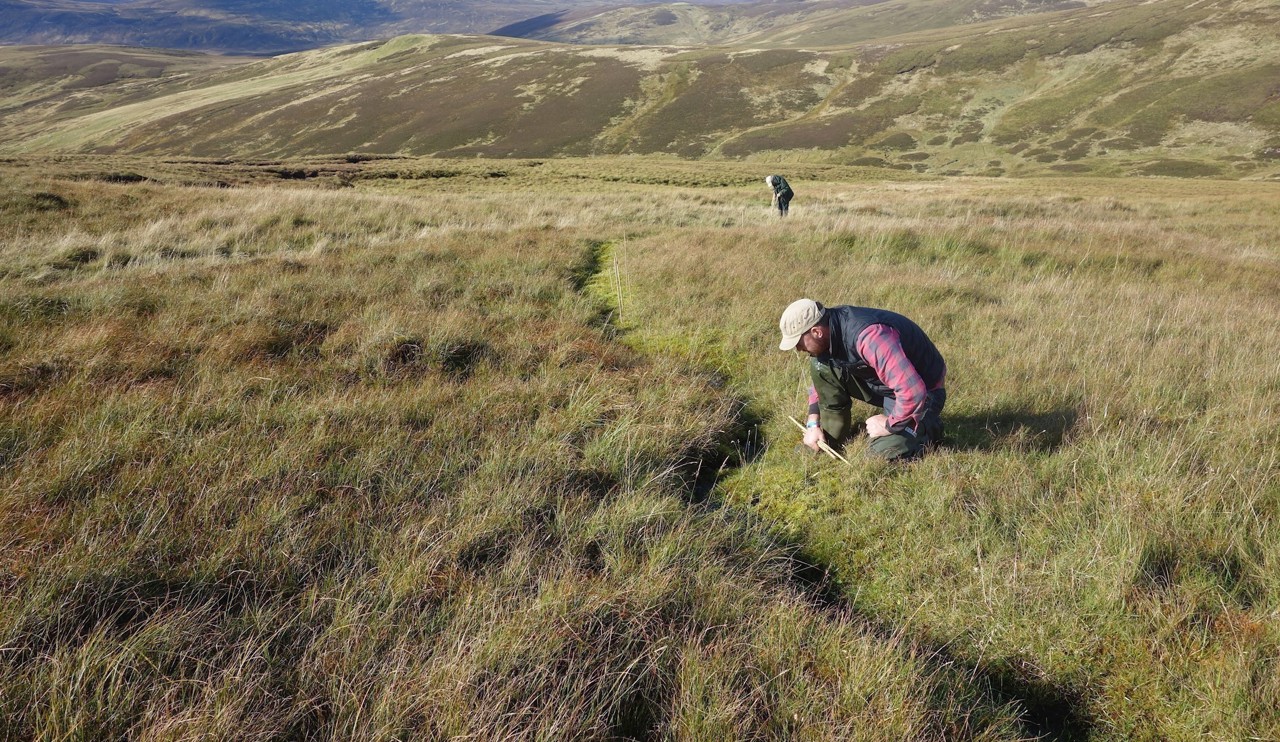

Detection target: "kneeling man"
[779, 299, 946, 461]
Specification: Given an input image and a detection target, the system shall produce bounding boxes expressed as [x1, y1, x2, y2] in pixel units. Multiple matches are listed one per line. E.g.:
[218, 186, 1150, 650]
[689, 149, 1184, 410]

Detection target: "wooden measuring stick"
[789, 416, 852, 466]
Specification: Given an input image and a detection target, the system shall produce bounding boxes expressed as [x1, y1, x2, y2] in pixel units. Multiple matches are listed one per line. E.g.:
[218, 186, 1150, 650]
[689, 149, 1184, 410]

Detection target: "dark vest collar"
[819, 310, 845, 363]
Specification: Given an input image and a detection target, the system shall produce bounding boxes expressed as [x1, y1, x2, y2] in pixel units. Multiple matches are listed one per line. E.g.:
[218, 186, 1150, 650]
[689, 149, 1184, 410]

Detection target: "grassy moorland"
[611, 172, 1280, 739]
[0, 157, 1028, 740]
[1, 155, 1278, 740]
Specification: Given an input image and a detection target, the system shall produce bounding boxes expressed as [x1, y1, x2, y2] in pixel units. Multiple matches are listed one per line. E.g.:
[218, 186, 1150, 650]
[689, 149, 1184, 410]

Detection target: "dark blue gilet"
[820, 305, 946, 398]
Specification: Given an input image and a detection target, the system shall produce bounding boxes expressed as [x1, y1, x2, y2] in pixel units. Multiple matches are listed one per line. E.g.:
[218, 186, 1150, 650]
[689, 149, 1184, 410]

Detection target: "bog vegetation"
[1, 155, 1278, 740]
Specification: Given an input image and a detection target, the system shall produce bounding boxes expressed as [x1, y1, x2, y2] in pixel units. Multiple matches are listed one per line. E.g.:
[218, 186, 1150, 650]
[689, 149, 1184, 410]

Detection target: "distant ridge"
[0, 0, 1093, 53]
[491, 12, 574, 39]
[2, 0, 1278, 179]
[0, 0, 633, 54]
[491, 0, 1095, 47]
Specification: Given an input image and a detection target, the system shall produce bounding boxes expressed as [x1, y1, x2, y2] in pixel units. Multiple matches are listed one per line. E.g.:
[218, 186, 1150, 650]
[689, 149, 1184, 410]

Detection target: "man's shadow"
[944, 406, 1080, 452]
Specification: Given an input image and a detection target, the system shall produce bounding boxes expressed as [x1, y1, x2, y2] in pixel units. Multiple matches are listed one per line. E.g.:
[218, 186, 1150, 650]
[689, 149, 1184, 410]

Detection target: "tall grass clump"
[0, 162, 1041, 740]
[612, 174, 1280, 740]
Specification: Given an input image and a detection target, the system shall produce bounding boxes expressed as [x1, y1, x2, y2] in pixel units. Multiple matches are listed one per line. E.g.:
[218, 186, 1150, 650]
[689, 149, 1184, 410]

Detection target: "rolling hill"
[491, 0, 1095, 47]
[0, 0, 652, 54]
[1, 0, 1277, 178]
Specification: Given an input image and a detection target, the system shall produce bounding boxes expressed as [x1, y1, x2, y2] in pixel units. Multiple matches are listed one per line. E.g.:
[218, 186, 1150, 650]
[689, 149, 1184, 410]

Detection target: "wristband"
[805, 420, 819, 429]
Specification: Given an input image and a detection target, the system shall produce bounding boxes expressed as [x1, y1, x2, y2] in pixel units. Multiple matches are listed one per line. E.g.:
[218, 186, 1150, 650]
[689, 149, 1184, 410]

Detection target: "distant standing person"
[765, 175, 793, 216]
[778, 298, 946, 461]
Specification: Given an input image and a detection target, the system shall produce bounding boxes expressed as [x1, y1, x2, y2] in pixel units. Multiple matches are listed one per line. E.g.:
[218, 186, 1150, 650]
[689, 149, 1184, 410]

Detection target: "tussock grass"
[0, 159, 1042, 740]
[608, 172, 1280, 739]
[3, 157, 1279, 738]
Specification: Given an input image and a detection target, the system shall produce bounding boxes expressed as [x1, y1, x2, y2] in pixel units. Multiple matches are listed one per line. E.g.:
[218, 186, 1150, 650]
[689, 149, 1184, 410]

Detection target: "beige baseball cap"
[778, 298, 824, 350]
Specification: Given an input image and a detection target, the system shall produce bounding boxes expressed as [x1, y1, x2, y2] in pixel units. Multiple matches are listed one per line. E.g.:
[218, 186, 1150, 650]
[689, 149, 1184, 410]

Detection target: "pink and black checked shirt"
[807, 324, 945, 434]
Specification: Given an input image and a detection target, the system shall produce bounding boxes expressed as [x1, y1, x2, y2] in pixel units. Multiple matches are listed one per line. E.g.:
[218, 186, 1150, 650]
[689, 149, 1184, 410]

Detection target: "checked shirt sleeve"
[856, 324, 927, 435]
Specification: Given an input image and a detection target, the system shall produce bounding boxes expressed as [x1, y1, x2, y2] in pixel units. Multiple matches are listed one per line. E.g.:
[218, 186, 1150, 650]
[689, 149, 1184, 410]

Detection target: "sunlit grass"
[0, 158, 1035, 740]
[2, 155, 1279, 739]
[609, 168, 1280, 740]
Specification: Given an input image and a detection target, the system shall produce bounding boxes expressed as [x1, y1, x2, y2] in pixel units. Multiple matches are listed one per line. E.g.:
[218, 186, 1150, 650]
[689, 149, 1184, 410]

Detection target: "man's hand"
[803, 423, 824, 451]
[866, 414, 891, 439]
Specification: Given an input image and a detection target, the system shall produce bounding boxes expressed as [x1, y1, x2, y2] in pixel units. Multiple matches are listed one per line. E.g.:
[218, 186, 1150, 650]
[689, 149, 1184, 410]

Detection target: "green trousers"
[810, 358, 946, 461]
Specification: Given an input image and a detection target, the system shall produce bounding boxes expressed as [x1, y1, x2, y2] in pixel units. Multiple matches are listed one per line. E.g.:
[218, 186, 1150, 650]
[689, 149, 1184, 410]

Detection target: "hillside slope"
[2, 0, 1278, 178]
[493, 0, 1093, 47]
[0, 0, 643, 53]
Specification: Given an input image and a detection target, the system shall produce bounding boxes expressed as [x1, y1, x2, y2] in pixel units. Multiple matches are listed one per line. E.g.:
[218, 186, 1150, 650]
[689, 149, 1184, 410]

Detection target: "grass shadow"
[944, 406, 1080, 453]
[686, 393, 769, 503]
[680, 404, 1094, 740]
[784, 547, 1094, 741]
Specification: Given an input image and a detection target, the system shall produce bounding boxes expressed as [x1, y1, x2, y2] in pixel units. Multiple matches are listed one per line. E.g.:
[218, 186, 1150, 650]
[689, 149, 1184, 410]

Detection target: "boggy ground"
[1, 155, 1278, 739]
